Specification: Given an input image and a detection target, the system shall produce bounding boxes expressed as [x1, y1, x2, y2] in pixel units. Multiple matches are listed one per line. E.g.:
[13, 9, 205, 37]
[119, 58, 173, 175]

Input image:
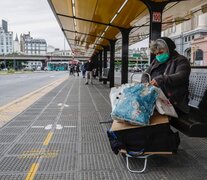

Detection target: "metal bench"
[170, 68, 207, 137]
[130, 68, 207, 137]
[100, 68, 110, 84]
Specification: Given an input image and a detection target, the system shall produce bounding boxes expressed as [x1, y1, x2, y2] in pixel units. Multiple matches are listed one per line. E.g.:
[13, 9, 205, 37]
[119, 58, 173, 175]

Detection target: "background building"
[20, 32, 47, 55]
[47, 45, 56, 53]
[0, 20, 13, 55]
[191, 36, 207, 66]
[13, 34, 20, 53]
[162, 3, 207, 65]
[50, 49, 73, 56]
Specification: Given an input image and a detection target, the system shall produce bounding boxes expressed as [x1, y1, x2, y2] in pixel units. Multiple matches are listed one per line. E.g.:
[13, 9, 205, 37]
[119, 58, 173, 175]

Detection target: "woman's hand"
[150, 79, 158, 86]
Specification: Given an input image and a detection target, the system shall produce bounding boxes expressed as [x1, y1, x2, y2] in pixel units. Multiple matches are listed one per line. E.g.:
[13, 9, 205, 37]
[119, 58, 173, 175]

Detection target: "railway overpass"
[0, 54, 143, 70]
[0, 54, 90, 62]
[0, 54, 91, 70]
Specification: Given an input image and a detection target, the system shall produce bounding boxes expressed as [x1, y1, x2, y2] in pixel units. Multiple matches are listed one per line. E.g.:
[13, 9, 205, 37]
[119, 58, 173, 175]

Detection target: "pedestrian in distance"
[76, 64, 80, 76]
[92, 68, 96, 79]
[81, 62, 86, 78]
[69, 65, 75, 76]
[85, 59, 94, 85]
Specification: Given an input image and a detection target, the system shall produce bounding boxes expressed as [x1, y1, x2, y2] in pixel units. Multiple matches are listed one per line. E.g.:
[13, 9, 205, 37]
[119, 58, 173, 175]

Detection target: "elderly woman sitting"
[141, 37, 191, 116]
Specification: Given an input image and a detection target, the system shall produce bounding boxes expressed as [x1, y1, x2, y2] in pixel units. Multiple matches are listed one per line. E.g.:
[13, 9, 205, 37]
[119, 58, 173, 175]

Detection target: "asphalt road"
[0, 71, 68, 106]
[0, 71, 142, 107]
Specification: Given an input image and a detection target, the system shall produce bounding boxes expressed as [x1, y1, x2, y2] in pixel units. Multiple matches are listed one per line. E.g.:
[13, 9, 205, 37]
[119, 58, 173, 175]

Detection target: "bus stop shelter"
[48, 0, 206, 87]
[0, 1, 207, 179]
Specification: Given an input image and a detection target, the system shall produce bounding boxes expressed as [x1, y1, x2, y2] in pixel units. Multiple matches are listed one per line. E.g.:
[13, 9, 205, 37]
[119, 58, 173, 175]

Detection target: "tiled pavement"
[0, 77, 207, 180]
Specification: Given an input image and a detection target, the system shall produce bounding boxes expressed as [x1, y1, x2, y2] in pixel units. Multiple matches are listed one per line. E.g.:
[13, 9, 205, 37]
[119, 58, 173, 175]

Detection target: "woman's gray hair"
[150, 39, 169, 54]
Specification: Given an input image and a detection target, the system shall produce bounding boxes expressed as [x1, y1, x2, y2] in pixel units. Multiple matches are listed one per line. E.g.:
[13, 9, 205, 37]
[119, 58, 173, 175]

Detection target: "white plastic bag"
[110, 83, 135, 111]
[155, 88, 178, 118]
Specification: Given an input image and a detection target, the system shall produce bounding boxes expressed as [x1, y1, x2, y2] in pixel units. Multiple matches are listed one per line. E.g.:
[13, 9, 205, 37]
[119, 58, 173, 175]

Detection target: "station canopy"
[48, 0, 207, 57]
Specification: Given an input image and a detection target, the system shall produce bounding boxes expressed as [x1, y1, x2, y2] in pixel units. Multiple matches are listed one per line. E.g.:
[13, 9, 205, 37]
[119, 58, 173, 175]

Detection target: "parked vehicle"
[36, 66, 41, 71]
[23, 67, 34, 71]
[133, 66, 142, 72]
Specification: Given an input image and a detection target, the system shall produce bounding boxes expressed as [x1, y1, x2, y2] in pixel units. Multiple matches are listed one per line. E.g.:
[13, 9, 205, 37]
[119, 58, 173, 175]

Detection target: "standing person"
[141, 37, 191, 116]
[70, 65, 75, 76]
[81, 62, 86, 78]
[85, 59, 94, 85]
[68, 65, 70, 76]
[92, 68, 96, 79]
[69, 65, 72, 75]
[76, 64, 80, 76]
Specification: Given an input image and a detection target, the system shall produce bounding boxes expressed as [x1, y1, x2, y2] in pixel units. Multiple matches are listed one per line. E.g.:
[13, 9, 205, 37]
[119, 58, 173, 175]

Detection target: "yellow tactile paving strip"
[0, 76, 68, 128]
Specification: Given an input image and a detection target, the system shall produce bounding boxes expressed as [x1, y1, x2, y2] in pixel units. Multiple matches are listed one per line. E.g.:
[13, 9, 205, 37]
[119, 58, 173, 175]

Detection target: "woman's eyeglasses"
[155, 51, 164, 55]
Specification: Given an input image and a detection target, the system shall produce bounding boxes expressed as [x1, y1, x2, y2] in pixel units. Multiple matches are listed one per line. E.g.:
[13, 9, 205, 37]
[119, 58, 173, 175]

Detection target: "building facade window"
[195, 49, 203, 60]
[20, 33, 47, 55]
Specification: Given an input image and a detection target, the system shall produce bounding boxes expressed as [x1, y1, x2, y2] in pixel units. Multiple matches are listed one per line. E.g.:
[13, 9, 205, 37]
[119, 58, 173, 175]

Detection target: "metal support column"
[91, 55, 95, 62]
[109, 40, 117, 88]
[3, 54, 6, 69]
[120, 28, 132, 84]
[99, 51, 103, 81]
[103, 46, 109, 68]
[103, 46, 109, 84]
[141, 0, 168, 62]
[94, 54, 98, 78]
[13, 59, 16, 70]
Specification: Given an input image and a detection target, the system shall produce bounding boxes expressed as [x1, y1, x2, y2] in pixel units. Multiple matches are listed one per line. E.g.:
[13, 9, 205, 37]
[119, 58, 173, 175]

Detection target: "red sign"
[152, 12, 161, 23]
[69, 60, 79, 65]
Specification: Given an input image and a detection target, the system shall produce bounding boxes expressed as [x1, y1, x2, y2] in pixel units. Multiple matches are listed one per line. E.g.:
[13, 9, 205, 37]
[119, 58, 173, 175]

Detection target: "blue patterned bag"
[111, 83, 158, 126]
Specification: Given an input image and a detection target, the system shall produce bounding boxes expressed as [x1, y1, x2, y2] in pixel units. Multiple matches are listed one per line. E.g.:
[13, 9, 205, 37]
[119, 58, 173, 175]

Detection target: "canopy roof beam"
[63, 28, 110, 41]
[57, 13, 120, 29]
[109, 39, 117, 88]
[67, 38, 103, 47]
[57, 13, 150, 30]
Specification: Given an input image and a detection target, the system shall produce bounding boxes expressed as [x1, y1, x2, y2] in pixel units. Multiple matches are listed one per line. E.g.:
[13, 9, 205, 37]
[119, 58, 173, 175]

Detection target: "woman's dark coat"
[141, 51, 191, 114]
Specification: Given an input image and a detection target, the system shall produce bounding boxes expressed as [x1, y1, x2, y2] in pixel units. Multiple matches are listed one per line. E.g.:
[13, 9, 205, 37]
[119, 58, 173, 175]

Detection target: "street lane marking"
[38, 124, 65, 130]
[57, 103, 69, 107]
[32, 124, 77, 130]
[45, 124, 52, 130]
[64, 126, 76, 128]
[56, 124, 63, 129]
[43, 132, 53, 146]
[31, 126, 44, 128]
[19, 149, 59, 159]
[25, 163, 39, 180]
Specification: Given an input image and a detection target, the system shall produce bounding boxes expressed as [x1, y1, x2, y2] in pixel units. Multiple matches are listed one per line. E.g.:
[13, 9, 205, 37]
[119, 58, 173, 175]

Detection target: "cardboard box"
[111, 113, 169, 131]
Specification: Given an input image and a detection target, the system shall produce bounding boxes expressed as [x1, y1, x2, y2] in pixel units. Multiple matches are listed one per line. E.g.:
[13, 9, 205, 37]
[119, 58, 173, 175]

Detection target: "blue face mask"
[155, 53, 169, 63]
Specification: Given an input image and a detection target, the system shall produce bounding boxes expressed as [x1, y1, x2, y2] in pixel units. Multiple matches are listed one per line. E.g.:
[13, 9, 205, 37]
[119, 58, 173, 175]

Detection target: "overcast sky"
[130, 38, 149, 49]
[0, 0, 148, 51]
[0, 0, 69, 50]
